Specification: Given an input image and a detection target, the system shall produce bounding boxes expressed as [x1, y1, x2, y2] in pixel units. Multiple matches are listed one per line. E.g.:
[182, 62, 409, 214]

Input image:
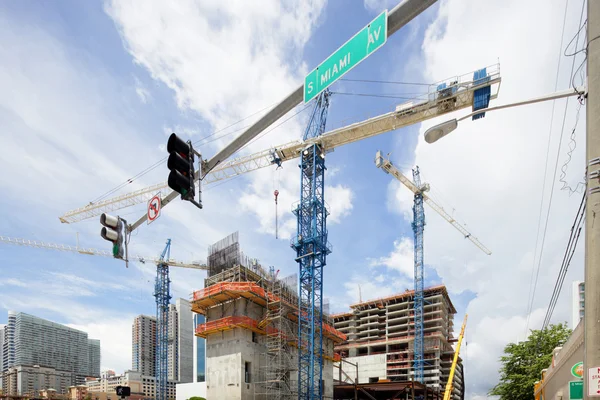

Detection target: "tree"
[187, 397, 206, 400]
[489, 322, 571, 400]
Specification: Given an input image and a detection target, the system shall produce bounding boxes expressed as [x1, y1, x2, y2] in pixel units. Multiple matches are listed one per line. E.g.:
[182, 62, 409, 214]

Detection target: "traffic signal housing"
[100, 213, 124, 259]
[115, 386, 130, 397]
[167, 133, 195, 199]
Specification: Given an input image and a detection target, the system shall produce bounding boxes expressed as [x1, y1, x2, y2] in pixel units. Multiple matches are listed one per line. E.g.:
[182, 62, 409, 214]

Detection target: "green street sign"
[304, 10, 388, 103]
[570, 380, 583, 399]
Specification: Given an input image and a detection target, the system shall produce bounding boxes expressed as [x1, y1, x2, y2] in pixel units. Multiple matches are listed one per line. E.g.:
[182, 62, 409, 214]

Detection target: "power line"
[541, 190, 586, 331]
[90, 101, 280, 204]
[331, 91, 427, 101]
[526, 0, 587, 336]
[339, 78, 432, 86]
[234, 103, 314, 156]
[524, 0, 571, 336]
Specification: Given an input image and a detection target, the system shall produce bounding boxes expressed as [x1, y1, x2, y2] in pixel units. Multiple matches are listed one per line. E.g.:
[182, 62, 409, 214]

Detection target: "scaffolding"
[190, 262, 345, 400]
[255, 272, 297, 400]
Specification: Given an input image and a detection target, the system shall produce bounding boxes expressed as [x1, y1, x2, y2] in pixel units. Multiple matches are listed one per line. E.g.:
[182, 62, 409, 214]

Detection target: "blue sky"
[0, 1, 588, 399]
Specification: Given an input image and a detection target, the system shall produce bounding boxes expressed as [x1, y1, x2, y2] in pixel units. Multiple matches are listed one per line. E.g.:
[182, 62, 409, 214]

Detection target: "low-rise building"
[534, 322, 583, 400]
[3, 365, 74, 396]
[86, 370, 176, 400]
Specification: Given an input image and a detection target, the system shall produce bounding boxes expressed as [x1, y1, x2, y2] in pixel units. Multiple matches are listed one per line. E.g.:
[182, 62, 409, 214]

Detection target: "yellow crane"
[444, 314, 468, 400]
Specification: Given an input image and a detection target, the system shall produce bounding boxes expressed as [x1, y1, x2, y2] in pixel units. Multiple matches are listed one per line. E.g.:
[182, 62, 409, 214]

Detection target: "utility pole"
[585, 0, 600, 398]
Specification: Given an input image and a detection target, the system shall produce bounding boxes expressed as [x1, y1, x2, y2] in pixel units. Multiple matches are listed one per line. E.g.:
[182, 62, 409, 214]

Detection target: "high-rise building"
[132, 315, 156, 377]
[88, 339, 101, 378]
[572, 281, 585, 329]
[3, 312, 15, 371]
[0, 325, 4, 388]
[193, 314, 206, 383]
[333, 286, 464, 399]
[132, 301, 194, 384]
[0, 311, 100, 395]
[167, 299, 193, 383]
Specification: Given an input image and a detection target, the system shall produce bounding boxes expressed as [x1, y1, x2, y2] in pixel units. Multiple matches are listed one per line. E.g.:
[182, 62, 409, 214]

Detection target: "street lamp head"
[424, 119, 458, 144]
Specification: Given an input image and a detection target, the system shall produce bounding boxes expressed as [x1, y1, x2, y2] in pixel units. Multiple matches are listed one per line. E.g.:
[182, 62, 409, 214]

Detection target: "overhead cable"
[524, 0, 571, 336]
[541, 190, 586, 332]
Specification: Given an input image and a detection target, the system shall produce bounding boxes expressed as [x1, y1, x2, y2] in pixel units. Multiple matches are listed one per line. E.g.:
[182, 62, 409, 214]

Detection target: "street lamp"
[424, 86, 586, 144]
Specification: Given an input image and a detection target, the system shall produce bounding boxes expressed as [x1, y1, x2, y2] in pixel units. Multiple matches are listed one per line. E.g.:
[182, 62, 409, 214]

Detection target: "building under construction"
[332, 285, 464, 400]
[189, 232, 346, 400]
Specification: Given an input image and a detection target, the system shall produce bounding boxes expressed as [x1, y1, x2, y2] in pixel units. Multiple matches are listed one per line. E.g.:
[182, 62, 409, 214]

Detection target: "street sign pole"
[304, 10, 388, 103]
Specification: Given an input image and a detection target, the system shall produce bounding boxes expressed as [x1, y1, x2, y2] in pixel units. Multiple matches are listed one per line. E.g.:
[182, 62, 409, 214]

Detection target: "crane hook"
[274, 190, 279, 239]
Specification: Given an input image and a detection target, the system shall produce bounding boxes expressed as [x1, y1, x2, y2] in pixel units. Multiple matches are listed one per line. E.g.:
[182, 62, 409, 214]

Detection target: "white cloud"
[387, 0, 587, 397]
[68, 319, 133, 372]
[363, 0, 399, 14]
[369, 236, 414, 277]
[104, 0, 326, 132]
[105, 0, 331, 237]
[325, 184, 354, 224]
[134, 77, 151, 104]
[0, 278, 28, 287]
[386, 171, 415, 221]
[339, 272, 413, 306]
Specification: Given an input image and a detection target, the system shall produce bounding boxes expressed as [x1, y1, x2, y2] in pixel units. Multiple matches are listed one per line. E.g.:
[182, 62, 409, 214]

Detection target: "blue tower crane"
[155, 239, 172, 400]
[291, 90, 331, 400]
[411, 167, 425, 384]
[376, 149, 492, 390]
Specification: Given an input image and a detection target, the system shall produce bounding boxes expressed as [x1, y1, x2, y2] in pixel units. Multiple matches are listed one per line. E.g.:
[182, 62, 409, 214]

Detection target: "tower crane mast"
[155, 239, 172, 400]
[292, 90, 331, 399]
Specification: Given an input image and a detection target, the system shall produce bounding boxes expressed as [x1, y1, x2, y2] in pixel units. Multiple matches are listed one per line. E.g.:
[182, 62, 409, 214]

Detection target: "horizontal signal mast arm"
[0, 236, 208, 270]
[375, 153, 492, 255]
[59, 67, 501, 227]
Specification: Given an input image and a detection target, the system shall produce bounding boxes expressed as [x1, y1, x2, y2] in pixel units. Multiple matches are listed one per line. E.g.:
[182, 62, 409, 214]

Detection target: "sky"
[0, 0, 588, 398]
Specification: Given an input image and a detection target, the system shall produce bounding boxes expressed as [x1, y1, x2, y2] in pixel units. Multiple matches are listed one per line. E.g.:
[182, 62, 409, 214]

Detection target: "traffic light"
[167, 133, 195, 199]
[115, 386, 130, 398]
[100, 213, 125, 259]
[167, 133, 202, 209]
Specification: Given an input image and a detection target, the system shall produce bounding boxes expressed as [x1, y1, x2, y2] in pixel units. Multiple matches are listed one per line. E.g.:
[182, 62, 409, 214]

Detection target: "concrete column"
[585, 0, 600, 398]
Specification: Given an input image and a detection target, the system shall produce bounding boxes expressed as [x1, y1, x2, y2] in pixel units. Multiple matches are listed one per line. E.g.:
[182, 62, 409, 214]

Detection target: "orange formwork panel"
[191, 282, 268, 314]
[191, 281, 347, 343]
[323, 323, 347, 343]
[195, 315, 266, 338]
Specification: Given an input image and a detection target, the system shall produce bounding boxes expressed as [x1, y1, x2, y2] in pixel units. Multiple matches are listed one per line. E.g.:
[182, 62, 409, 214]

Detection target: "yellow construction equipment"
[444, 314, 468, 400]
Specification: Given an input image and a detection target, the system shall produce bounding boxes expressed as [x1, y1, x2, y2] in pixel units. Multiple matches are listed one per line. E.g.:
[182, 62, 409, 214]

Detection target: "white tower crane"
[58, 65, 502, 232]
[0, 235, 207, 270]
